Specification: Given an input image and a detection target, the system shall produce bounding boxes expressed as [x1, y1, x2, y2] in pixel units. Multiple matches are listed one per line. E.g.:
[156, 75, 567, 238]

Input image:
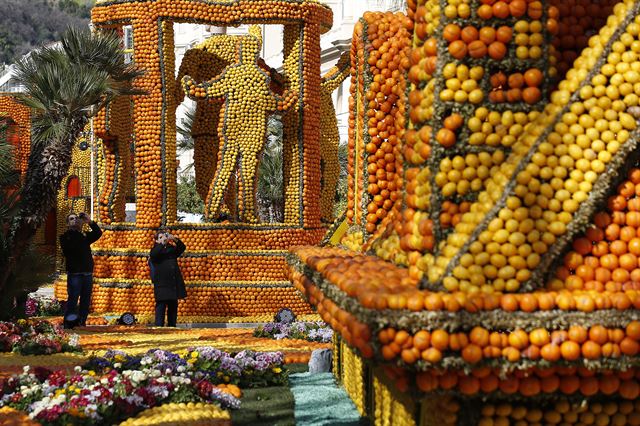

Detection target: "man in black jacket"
[60, 212, 102, 328]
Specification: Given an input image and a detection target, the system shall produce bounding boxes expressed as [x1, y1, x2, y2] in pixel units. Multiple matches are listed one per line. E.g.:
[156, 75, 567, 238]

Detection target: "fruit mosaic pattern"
[182, 27, 297, 223]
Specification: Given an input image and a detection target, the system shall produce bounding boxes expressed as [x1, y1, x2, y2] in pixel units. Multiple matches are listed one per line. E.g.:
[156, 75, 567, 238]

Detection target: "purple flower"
[25, 298, 38, 317]
[210, 388, 241, 409]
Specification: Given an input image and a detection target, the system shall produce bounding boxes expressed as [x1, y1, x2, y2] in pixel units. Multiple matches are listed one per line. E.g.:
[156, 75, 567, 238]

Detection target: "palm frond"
[62, 26, 145, 86]
[0, 142, 15, 178]
[177, 106, 196, 154]
[30, 117, 67, 146]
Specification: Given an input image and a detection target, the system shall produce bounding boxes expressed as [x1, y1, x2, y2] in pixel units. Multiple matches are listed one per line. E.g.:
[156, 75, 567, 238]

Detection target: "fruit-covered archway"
[54, 0, 334, 321]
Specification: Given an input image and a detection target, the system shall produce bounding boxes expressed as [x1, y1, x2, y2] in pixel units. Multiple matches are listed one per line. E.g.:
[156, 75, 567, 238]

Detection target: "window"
[66, 176, 82, 198]
[123, 26, 134, 64]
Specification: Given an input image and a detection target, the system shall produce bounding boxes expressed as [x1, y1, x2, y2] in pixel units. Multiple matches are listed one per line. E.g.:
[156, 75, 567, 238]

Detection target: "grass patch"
[231, 386, 295, 426]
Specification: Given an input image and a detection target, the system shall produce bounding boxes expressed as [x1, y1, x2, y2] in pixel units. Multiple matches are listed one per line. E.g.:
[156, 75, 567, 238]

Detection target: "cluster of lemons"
[340, 340, 366, 416]
[119, 402, 231, 426]
[432, 1, 640, 292]
[372, 374, 417, 426]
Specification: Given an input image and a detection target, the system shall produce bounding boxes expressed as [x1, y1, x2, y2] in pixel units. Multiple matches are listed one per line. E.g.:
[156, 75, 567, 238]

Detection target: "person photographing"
[150, 231, 187, 327]
[60, 212, 102, 328]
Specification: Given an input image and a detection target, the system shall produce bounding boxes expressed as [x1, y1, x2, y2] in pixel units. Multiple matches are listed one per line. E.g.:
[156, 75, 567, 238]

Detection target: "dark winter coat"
[60, 222, 103, 273]
[149, 239, 187, 301]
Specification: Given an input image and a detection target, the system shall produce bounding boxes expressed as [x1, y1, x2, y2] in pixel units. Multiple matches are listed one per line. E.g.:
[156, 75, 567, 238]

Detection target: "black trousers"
[155, 300, 178, 327]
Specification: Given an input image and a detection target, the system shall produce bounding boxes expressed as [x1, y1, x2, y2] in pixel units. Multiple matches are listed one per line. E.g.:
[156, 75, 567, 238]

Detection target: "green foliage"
[177, 174, 204, 215]
[0, 0, 94, 65]
[15, 26, 145, 146]
[333, 141, 348, 219]
[257, 116, 284, 222]
[176, 105, 196, 174]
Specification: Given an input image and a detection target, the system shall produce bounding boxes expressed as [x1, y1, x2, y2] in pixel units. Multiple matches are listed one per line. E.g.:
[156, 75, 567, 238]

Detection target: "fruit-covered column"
[128, 16, 169, 228]
[342, 13, 410, 249]
[0, 94, 31, 175]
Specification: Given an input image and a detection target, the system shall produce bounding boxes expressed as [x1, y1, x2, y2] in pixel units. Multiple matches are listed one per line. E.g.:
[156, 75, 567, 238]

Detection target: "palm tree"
[176, 104, 196, 175]
[0, 26, 143, 294]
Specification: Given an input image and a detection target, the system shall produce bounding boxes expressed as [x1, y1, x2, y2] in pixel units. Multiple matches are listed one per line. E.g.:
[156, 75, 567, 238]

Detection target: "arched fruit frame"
[52, 0, 334, 321]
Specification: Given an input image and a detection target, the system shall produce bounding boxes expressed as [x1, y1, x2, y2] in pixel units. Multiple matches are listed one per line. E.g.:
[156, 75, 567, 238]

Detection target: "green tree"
[257, 116, 284, 222]
[0, 27, 143, 296]
[176, 104, 196, 175]
[333, 141, 348, 219]
[177, 174, 204, 216]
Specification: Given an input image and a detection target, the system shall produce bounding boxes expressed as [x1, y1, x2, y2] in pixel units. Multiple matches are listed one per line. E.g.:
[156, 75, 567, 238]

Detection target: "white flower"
[177, 366, 185, 373]
[125, 394, 144, 406]
[113, 363, 122, 369]
[129, 371, 146, 384]
[74, 366, 82, 373]
[23, 366, 30, 374]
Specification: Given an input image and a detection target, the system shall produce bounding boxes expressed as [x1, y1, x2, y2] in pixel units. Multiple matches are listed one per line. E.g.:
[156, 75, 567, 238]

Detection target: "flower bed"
[254, 321, 333, 343]
[84, 347, 288, 388]
[25, 295, 63, 318]
[0, 320, 80, 356]
[0, 346, 288, 425]
[0, 364, 239, 426]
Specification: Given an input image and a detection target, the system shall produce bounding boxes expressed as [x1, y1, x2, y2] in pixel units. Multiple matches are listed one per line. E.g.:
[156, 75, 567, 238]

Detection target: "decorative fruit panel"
[91, 0, 332, 229]
[289, 245, 640, 403]
[402, 0, 558, 287]
[343, 12, 411, 249]
[429, 0, 640, 293]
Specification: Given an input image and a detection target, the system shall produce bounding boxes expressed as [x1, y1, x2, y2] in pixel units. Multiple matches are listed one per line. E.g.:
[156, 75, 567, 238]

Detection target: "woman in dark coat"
[150, 231, 187, 327]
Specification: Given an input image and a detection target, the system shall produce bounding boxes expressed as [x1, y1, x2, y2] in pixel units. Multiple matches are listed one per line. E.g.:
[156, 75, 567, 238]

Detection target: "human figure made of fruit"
[182, 26, 296, 223]
[320, 51, 350, 223]
[175, 32, 285, 222]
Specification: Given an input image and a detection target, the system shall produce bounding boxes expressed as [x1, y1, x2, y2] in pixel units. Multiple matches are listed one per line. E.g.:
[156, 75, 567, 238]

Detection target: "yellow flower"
[272, 367, 282, 374]
[190, 352, 199, 359]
